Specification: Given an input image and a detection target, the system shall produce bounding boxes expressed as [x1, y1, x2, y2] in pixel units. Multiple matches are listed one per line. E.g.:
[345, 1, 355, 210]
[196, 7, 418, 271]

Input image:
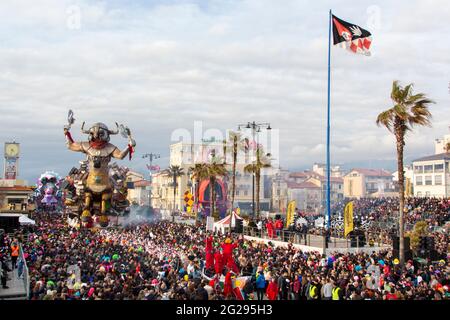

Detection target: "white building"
[154, 139, 273, 214]
[312, 163, 344, 178]
[412, 153, 450, 198]
[126, 171, 150, 206]
[434, 133, 450, 154]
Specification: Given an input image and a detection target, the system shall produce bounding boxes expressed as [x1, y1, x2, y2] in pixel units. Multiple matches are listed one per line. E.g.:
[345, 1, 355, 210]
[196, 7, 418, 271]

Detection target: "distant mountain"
[289, 155, 420, 174]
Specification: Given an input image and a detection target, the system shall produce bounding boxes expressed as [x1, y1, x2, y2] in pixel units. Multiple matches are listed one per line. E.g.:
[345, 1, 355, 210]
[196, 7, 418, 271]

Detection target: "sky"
[0, 0, 449, 183]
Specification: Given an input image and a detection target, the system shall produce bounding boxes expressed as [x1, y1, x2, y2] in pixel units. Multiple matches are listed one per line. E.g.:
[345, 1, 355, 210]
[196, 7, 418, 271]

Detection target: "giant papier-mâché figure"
[63, 110, 136, 227]
[32, 171, 63, 212]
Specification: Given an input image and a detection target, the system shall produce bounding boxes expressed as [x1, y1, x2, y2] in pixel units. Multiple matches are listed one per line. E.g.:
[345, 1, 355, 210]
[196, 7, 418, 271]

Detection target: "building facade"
[270, 167, 343, 214]
[0, 179, 33, 211]
[412, 153, 450, 198]
[152, 139, 272, 214]
[343, 168, 394, 198]
[126, 171, 150, 206]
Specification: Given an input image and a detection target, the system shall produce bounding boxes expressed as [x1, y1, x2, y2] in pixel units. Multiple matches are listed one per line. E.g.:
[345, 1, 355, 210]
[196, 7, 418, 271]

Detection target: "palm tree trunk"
[395, 127, 406, 265]
[195, 178, 200, 217]
[213, 181, 217, 219]
[231, 140, 237, 209]
[173, 176, 177, 222]
[209, 177, 215, 218]
[256, 169, 260, 218]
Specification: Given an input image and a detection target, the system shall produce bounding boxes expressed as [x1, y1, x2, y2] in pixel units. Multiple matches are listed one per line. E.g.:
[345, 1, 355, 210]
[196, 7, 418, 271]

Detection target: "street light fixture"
[236, 121, 272, 217]
[142, 153, 161, 214]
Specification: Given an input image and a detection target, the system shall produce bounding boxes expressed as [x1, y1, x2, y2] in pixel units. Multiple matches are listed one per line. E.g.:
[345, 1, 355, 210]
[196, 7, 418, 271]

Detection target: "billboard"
[4, 157, 18, 179]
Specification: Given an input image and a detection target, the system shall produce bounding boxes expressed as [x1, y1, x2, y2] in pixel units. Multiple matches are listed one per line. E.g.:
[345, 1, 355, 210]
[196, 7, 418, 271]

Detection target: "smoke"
[118, 205, 161, 228]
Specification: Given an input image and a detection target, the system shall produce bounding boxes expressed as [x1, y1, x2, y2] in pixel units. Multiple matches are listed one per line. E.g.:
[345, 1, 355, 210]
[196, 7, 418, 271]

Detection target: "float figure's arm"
[64, 128, 83, 152]
[112, 146, 130, 160]
[112, 137, 135, 160]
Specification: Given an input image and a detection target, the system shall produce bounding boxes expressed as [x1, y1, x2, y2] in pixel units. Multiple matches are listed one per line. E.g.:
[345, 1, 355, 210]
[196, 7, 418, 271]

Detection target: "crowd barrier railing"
[241, 226, 391, 249]
[19, 244, 30, 299]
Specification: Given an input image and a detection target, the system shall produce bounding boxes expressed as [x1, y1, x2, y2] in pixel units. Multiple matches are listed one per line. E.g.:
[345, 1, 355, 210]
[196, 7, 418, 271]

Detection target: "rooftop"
[287, 181, 320, 189]
[0, 186, 33, 192]
[133, 180, 151, 187]
[349, 168, 392, 177]
[413, 152, 450, 162]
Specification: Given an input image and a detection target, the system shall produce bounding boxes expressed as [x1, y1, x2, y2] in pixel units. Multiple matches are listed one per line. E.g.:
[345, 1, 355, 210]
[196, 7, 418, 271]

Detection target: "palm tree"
[376, 80, 433, 265]
[166, 165, 184, 222]
[205, 160, 227, 219]
[228, 131, 246, 210]
[244, 146, 272, 218]
[190, 163, 209, 218]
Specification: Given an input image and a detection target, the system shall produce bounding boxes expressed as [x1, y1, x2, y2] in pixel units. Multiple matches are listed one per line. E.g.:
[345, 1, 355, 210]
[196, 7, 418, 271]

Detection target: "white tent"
[19, 215, 36, 225]
[213, 211, 245, 233]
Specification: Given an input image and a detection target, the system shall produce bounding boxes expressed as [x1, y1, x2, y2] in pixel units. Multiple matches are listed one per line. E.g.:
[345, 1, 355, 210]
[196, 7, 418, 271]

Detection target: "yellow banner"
[344, 201, 354, 237]
[286, 200, 296, 226]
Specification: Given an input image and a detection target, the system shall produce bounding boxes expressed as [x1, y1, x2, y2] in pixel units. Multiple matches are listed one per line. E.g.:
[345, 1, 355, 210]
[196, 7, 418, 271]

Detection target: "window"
[414, 165, 423, 173]
[435, 175, 442, 185]
[244, 190, 248, 196]
[416, 176, 423, 185]
[424, 165, 433, 173]
[434, 164, 444, 173]
[425, 176, 432, 185]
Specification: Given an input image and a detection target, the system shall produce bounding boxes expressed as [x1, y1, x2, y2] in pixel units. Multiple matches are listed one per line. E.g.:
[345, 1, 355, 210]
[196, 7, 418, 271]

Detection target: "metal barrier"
[242, 226, 390, 249]
[19, 244, 30, 299]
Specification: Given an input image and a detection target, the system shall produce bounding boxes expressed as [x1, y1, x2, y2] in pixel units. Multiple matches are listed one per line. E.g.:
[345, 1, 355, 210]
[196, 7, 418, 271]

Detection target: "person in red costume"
[214, 248, 224, 275]
[205, 235, 214, 271]
[223, 271, 234, 298]
[221, 237, 239, 272]
[266, 219, 274, 239]
[266, 278, 278, 300]
[275, 218, 283, 239]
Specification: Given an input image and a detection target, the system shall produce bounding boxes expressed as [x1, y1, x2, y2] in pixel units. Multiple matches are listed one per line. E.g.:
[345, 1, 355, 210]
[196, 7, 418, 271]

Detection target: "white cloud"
[0, 0, 448, 181]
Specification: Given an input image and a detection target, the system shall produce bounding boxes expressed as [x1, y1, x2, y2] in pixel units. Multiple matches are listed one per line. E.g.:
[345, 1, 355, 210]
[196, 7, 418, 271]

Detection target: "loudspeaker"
[417, 236, 437, 260]
[392, 236, 412, 261]
[235, 219, 243, 233]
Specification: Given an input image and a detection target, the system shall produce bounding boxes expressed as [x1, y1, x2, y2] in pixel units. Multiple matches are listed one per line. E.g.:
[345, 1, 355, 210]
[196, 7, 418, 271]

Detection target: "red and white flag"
[332, 14, 372, 56]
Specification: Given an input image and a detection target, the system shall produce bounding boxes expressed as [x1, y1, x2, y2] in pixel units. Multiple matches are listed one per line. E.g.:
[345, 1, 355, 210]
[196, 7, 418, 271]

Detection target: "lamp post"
[237, 121, 271, 217]
[142, 153, 160, 215]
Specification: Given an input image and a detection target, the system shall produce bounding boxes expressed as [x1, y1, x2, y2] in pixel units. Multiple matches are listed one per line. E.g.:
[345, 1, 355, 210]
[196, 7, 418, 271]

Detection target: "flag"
[344, 201, 354, 237]
[286, 200, 296, 226]
[332, 14, 372, 56]
[232, 276, 250, 300]
[146, 164, 160, 171]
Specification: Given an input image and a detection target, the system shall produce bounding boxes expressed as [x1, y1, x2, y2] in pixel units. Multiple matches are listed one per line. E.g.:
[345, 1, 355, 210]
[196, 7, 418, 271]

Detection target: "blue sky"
[0, 0, 449, 183]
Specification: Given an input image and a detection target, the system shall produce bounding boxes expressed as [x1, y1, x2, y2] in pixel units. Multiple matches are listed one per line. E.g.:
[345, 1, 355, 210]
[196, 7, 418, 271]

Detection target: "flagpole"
[326, 9, 332, 231]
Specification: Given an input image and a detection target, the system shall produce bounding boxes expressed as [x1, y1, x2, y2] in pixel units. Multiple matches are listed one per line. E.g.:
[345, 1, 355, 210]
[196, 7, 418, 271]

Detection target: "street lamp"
[142, 153, 160, 215]
[237, 121, 272, 217]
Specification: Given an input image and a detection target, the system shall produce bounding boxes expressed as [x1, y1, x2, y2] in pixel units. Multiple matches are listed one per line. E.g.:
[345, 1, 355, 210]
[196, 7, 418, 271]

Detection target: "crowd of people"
[245, 197, 449, 246]
[331, 197, 450, 228]
[0, 207, 447, 300]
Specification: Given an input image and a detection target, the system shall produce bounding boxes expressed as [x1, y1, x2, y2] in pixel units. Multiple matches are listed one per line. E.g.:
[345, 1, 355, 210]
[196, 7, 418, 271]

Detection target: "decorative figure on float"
[63, 110, 136, 227]
[32, 171, 63, 212]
